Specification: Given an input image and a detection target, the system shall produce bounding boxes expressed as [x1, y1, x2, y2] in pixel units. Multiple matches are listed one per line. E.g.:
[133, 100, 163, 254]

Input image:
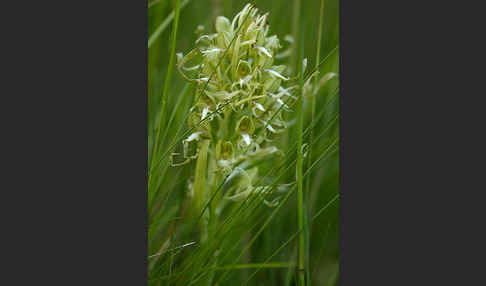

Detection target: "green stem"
[295, 0, 306, 284]
[193, 139, 210, 219]
[148, 0, 190, 48]
[291, 0, 301, 73]
[305, 0, 324, 282]
[309, 0, 325, 164]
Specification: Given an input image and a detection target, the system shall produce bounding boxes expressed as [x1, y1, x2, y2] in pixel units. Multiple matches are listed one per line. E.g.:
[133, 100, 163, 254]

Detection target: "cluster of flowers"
[174, 4, 295, 205]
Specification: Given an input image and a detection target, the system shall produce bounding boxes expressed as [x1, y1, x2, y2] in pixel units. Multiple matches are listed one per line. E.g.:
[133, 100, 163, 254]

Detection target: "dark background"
[2, 0, 484, 284]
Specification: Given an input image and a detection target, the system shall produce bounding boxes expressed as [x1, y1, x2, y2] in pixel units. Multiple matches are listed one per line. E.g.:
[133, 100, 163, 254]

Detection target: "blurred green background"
[148, 0, 339, 285]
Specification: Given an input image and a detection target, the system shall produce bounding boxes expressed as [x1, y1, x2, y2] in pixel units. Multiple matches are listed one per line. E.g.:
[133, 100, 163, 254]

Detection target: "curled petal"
[185, 131, 202, 142]
[242, 133, 251, 145]
[264, 68, 288, 80]
[256, 46, 272, 58]
[254, 102, 265, 111]
[201, 48, 222, 54]
[201, 106, 209, 120]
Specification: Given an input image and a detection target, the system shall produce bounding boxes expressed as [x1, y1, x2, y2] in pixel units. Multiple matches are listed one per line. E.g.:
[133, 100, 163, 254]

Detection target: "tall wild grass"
[148, 0, 339, 285]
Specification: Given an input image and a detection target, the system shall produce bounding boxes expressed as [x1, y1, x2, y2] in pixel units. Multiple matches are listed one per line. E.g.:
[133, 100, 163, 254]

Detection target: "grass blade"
[148, 0, 190, 48]
[295, 0, 307, 284]
[148, 0, 182, 183]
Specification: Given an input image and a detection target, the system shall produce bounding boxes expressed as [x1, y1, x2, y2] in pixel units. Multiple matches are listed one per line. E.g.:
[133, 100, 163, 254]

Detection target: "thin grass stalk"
[148, 0, 190, 48]
[291, 0, 301, 73]
[305, 0, 326, 283]
[148, 0, 160, 9]
[295, 0, 306, 284]
[308, 0, 326, 174]
[149, 0, 181, 186]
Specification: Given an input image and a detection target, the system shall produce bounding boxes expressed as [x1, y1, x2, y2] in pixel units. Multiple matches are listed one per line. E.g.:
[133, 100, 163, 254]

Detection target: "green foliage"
[148, 1, 339, 285]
